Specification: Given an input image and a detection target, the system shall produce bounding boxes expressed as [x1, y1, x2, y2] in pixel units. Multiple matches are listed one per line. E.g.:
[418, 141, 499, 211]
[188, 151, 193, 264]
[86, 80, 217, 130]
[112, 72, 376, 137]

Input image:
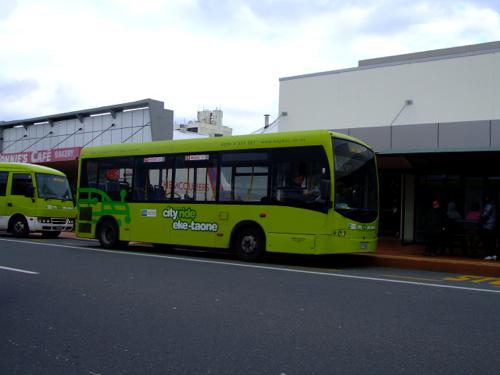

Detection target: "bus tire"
[234, 226, 265, 262]
[11, 216, 30, 238]
[41, 231, 61, 239]
[97, 218, 127, 249]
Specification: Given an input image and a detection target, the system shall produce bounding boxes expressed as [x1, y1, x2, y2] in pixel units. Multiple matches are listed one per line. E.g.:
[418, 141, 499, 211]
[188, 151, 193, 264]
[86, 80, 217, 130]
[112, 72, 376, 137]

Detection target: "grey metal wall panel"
[150, 100, 173, 141]
[392, 123, 438, 151]
[438, 121, 490, 149]
[348, 126, 391, 152]
[491, 120, 500, 147]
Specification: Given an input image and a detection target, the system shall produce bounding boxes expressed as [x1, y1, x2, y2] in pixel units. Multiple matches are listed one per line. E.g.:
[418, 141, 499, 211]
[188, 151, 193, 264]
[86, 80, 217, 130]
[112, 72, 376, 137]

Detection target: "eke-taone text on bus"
[0, 162, 75, 238]
[76, 130, 378, 261]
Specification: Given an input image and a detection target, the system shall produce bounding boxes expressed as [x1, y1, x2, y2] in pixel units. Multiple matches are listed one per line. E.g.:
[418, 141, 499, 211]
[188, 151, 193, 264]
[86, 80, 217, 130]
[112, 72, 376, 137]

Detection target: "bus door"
[167, 154, 218, 248]
[215, 160, 271, 249]
[0, 172, 8, 229]
[130, 156, 173, 244]
[5, 173, 36, 222]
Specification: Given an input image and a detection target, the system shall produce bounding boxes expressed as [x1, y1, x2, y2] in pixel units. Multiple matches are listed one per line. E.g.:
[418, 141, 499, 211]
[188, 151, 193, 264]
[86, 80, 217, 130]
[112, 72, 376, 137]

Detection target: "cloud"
[0, 0, 499, 134]
[0, 78, 39, 120]
[0, 78, 37, 99]
[0, 0, 17, 21]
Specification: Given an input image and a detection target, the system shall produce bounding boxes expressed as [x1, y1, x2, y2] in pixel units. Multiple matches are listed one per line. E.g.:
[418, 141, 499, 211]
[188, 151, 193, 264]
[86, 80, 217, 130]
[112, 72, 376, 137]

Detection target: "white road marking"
[0, 265, 39, 275]
[1, 237, 499, 294]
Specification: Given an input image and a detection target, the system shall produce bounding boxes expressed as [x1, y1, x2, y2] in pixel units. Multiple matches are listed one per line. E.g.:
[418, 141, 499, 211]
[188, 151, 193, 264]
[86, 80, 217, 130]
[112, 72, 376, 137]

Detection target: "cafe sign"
[0, 147, 82, 163]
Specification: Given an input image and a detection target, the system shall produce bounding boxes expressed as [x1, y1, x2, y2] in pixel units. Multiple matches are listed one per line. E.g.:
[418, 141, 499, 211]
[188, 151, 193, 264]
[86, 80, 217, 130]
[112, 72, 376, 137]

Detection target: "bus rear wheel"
[234, 226, 265, 262]
[98, 219, 127, 249]
[11, 216, 29, 238]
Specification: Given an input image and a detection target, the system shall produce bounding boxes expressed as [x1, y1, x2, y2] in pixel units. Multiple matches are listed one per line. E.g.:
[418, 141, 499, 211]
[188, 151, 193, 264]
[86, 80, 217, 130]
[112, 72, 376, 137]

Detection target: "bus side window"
[133, 156, 171, 202]
[174, 153, 217, 202]
[194, 167, 217, 202]
[97, 157, 134, 201]
[0, 172, 7, 196]
[217, 166, 269, 202]
[174, 167, 194, 200]
[219, 167, 233, 201]
[11, 173, 34, 197]
[234, 166, 268, 202]
[219, 151, 269, 203]
[82, 160, 98, 189]
[271, 146, 331, 208]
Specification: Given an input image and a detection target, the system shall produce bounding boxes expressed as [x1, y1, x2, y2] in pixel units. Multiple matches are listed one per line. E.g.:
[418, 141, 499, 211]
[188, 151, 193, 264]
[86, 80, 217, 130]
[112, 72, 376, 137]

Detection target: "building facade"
[0, 99, 173, 188]
[176, 109, 233, 137]
[278, 41, 500, 243]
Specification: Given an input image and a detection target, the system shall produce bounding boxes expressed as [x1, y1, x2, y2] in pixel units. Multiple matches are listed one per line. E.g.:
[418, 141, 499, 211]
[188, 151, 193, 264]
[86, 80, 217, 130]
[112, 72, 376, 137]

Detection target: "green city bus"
[76, 130, 378, 260]
[0, 162, 75, 238]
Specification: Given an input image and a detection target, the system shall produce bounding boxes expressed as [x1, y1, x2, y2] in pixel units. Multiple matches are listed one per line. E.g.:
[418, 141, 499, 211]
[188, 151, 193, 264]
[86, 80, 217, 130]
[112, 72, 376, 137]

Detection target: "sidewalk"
[357, 238, 500, 277]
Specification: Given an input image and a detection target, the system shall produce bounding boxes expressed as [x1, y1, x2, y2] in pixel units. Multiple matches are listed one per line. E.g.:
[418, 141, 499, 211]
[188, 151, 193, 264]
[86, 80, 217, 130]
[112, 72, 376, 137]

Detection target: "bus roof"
[80, 129, 373, 159]
[0, 162, 66, 176]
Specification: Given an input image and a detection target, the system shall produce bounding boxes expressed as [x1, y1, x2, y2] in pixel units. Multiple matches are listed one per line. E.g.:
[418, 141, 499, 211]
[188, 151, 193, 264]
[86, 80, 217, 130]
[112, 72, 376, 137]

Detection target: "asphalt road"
[1, 235, 499, 375]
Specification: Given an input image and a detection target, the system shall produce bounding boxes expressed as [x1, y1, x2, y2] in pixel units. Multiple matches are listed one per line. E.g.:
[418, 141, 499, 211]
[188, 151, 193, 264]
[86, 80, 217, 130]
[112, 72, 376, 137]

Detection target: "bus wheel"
[11, 216, 29, 238]
[98, 219, 127, 249]
[234, 227, 264, 262]
[41, 231, 61, 239]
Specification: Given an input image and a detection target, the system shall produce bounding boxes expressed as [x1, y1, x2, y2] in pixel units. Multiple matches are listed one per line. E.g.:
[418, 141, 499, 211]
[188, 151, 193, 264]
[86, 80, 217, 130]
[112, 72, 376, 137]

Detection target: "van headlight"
[46, 205, 58, 209]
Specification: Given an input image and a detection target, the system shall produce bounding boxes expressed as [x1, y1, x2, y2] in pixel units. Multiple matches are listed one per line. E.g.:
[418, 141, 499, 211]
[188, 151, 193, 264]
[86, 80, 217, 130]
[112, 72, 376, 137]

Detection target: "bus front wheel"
[98, 219, 127, 249]
[11, 216, 29, 238]
[234, 227, 265, 262]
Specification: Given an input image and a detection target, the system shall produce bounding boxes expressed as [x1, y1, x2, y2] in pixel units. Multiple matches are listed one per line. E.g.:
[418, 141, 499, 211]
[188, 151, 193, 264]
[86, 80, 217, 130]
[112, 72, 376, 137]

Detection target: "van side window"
[0, 172, 7, 196]
[11, 174, 34, 196]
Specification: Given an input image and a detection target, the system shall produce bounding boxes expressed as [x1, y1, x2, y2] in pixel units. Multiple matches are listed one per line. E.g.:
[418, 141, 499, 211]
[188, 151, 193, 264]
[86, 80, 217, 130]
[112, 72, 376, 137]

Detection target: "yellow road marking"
[382, 274, 439, 283]
[445, 275, 500, 286]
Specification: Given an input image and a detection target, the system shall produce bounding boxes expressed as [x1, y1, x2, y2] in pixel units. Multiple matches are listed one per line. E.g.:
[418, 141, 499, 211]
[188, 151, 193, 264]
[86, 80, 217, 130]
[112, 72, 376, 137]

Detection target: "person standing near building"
[424, 199, 446, 256]
[481, 195, 497, 260]
[445, 201, 462, 255]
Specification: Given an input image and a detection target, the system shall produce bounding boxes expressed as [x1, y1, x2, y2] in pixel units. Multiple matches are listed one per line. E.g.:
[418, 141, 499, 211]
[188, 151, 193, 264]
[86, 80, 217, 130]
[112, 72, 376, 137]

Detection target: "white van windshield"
[36, 173, 73, 201]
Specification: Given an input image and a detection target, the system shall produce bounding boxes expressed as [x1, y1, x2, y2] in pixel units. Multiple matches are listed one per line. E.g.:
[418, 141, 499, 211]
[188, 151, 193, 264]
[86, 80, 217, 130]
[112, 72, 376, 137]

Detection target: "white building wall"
[279, 51, 500, 131]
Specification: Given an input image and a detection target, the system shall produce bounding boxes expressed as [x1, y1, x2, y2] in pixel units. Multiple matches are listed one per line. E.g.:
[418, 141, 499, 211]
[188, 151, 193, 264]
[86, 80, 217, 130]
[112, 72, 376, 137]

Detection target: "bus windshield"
[36, 173, 73, 201]
[333, 138, 378, 223]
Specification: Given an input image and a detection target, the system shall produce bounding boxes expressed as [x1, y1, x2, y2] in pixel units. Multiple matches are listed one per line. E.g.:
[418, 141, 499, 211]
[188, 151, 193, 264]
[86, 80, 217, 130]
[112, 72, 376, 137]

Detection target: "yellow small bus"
[76, 130, 378, 260]
[0, 163, 75, 238]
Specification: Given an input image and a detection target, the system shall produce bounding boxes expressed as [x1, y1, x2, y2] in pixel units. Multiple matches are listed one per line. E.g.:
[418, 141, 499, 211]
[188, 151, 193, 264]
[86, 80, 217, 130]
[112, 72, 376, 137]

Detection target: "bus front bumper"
[28, 217, 75, 232]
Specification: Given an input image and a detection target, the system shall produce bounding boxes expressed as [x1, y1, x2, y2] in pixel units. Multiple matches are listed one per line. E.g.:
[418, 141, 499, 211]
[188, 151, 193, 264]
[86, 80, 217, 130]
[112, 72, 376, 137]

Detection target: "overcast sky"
[1, 0, 499, 134]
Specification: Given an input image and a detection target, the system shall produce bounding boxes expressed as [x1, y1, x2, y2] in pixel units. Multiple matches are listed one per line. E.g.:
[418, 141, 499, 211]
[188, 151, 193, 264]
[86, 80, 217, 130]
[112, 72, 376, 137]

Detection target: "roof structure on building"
[280, 40, 500, 81]
[0, 98, 162, 129]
